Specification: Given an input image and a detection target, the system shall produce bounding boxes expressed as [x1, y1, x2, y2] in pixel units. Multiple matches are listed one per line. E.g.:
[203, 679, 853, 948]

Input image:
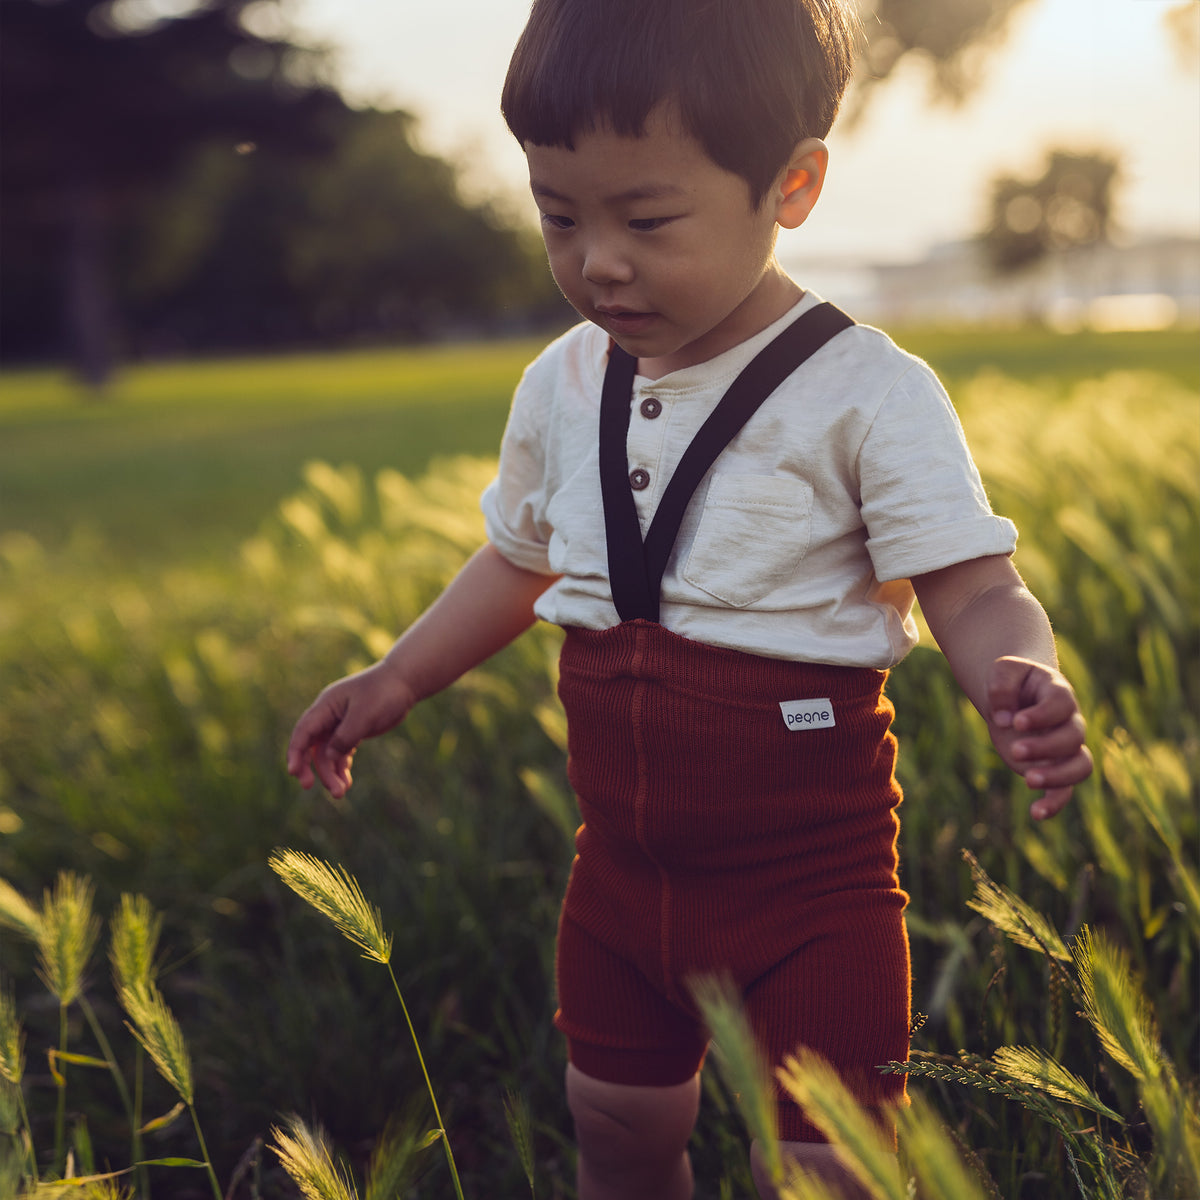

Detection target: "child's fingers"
[1023, 744, 1093, 820]
[1010, 686, 1081, 735]
[986, 656, 1039, 727]
[1031, 786, 1074, 821]
[314, 740, 355, 798]
[287, 693, 354, 790]
[1009, 714, 1088, 764]
[1020, 744, 1093, 789]
[987, 657, 1081, 732]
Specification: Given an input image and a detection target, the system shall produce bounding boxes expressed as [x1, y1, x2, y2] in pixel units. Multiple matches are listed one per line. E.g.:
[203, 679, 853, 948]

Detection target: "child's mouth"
[598, 308, 657, 334]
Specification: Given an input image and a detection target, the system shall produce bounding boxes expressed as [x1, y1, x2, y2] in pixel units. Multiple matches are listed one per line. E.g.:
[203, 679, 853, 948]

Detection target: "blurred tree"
[118, 109, 559, 351]
[854, 0, 1039, 109]
[981, 149, 1121, 273]
[0, 0, 346, 385]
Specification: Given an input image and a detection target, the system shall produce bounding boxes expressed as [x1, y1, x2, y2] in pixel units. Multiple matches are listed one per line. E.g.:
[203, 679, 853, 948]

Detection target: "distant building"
[864, 236, 1200, 330]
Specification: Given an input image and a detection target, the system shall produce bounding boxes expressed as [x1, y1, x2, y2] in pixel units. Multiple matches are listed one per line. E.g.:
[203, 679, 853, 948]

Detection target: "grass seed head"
[38, 872, 101, 1006]
[0, 981, 24, 1085]
[991, 1045, 1123, 1121]
[120, 983, 194, 1106]
[1074, 926, 1163, 1084]
[269, 850, 392, 964]
[272, 1115, 360, 1200]
[0, 877, 43, 943]
[963, 850, 1071, 962]
[110, 893, 162, 992]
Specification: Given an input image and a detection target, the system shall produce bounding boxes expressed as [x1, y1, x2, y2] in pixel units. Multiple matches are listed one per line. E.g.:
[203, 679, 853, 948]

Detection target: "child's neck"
[636, 268, 805, 380]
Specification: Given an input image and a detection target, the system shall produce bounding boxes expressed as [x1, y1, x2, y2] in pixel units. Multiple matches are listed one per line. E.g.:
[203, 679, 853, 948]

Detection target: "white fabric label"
[779, 698, 836, 731]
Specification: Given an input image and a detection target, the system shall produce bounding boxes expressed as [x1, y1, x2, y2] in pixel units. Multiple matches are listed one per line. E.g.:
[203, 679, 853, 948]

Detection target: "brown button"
[639, 396, 662, 419]
[629, 468, 650, 491]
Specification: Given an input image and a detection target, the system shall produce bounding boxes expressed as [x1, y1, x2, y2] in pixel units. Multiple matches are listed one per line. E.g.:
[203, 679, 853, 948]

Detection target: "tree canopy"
[0, 0, 556, 381]
[854, 0, 1039, 108]
[982, 150, 1121, 273]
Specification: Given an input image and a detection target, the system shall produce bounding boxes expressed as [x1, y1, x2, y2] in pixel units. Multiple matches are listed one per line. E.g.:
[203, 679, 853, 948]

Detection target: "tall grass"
[0, 357, 1195, 1196]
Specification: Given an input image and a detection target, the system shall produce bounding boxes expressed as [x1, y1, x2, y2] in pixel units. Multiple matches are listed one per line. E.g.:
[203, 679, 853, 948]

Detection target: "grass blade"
[775, 1048, 907, 1200]
[690, 976, 782, 1186]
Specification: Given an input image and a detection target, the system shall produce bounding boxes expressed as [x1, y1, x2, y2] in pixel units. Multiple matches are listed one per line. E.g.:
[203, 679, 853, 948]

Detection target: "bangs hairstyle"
[501, 0, 859, 207]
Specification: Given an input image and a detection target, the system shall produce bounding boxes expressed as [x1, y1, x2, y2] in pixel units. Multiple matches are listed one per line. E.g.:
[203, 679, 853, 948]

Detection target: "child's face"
[525, 106, 801, 376]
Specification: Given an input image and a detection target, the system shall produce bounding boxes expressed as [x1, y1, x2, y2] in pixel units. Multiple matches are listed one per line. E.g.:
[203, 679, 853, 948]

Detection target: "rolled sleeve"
[481, 475, 554, 574]
[479, 360, 556, 575]
[859, 364, 1017, 582]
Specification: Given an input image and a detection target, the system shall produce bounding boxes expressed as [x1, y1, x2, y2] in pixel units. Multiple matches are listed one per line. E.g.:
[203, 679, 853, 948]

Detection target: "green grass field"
[1, 325, 1197, 1199]
[1, 325, 1195, 569]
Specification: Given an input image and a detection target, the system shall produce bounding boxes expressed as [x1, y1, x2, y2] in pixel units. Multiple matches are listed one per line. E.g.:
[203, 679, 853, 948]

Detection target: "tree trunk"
[65, 177, 117, 391]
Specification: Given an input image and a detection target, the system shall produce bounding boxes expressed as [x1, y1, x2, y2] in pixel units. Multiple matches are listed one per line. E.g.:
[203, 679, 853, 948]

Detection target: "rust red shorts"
[553, 620, 911, 1144]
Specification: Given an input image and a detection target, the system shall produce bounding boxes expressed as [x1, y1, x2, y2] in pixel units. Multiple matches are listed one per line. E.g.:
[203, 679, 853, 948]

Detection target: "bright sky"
[284, 0, 1200, 266]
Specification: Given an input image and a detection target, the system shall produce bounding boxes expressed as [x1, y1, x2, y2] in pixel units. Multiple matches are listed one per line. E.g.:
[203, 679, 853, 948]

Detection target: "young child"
[287, 2, 1093, 1196]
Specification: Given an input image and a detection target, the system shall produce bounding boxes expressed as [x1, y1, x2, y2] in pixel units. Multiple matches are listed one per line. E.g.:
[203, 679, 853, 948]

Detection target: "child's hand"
[986, 656, 1092, 820]
[286, 663, 417, 798]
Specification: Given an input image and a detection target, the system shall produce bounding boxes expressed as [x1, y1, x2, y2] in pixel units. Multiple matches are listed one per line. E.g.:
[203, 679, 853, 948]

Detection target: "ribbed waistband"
[560, 619, 887, 706]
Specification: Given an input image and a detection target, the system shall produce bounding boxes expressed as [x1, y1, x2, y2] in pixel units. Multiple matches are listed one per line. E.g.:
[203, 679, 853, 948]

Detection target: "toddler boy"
[288, 2, 1092, 1196]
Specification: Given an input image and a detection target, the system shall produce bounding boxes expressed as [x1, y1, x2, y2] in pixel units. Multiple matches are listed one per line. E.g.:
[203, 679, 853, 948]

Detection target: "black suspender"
[599, 301, 855, 624]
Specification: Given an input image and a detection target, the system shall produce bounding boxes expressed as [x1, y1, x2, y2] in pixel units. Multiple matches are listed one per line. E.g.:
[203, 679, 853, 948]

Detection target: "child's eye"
[540, 213, 574, 231]
[628, 217, 672, 232]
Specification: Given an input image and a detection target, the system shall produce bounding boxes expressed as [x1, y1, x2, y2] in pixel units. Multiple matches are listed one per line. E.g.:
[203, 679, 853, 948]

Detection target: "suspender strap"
[600, 301, 855, 623]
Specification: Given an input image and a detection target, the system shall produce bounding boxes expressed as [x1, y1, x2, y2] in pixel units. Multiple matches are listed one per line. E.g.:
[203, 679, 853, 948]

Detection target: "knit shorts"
[553, 619, 911, 1144]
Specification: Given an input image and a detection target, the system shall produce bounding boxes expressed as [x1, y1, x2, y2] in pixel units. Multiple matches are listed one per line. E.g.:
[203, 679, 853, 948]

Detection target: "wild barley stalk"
[35, 872, 101, 1178]
[1075, 926, 1200, 1195]
[120, 983, 222, 1200]
[962, 851, 1077, 999]
[269, 849, 466, 1200]
[0, 980, 37, 1187]
[78, 993, 143, 1197]
[502, 1088, 536, 1198]
[109, 892, 162, 1194]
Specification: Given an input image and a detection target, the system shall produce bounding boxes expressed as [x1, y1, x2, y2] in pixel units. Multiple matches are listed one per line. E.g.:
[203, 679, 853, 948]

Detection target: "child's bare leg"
[750, 1139, 889, 1200]
[566, 1064, 700, 1200]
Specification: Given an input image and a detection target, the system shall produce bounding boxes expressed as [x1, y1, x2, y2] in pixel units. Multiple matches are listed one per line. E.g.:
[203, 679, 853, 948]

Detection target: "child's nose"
[580, 237, 634, 286]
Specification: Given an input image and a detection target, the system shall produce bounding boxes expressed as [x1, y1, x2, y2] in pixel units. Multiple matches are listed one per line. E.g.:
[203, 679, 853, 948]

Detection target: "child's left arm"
[911, 554, 1092, 820]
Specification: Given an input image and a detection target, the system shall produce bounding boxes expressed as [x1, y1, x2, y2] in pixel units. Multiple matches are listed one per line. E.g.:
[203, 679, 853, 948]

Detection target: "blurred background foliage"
[0, 0, 1158, 387]
[0, 0, 564, 385]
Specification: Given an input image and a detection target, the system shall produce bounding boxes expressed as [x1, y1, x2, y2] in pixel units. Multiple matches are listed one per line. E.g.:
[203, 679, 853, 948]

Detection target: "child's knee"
[566, 1063, 700, 1167]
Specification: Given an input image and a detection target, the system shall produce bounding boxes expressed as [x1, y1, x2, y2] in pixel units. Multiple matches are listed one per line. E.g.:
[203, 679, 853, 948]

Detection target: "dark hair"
[501, 0, 859, 207]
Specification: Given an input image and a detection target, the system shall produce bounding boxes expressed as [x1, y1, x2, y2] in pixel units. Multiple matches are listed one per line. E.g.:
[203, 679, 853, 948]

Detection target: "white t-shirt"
[481, 292, 1017, 669]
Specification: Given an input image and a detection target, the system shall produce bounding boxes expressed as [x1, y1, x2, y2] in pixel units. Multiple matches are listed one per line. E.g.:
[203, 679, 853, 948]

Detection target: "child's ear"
[775, 138, 828, 230]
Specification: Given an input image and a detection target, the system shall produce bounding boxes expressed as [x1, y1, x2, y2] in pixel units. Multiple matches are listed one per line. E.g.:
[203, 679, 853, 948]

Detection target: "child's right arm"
[286, 542, 559, 798]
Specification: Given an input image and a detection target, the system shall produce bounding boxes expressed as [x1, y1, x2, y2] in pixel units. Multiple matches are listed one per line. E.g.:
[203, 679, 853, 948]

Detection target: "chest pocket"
[682, 472, 813, 607]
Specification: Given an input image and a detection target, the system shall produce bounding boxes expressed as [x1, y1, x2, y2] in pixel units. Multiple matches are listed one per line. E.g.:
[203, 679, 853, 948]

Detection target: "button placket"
[626, 387, 669, 511]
